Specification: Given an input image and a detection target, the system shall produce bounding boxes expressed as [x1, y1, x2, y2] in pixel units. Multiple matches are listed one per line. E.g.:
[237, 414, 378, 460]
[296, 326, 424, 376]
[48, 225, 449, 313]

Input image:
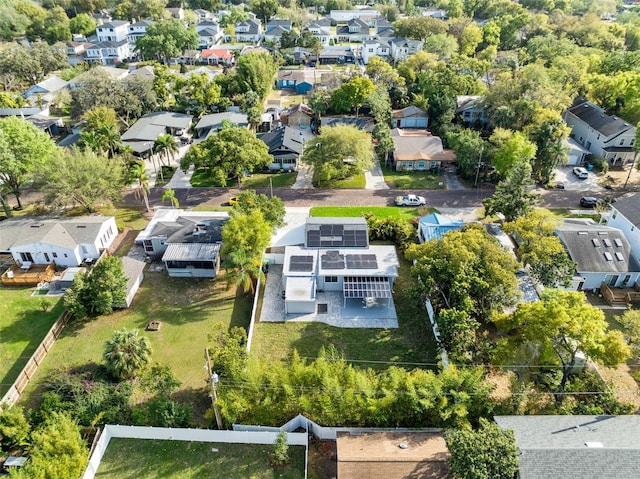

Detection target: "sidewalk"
[165, 165, 193, 189]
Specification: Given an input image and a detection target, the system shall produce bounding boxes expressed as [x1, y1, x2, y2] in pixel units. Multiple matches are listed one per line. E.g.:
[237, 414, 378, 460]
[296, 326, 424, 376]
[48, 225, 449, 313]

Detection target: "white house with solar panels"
[280, 217, 399, 321]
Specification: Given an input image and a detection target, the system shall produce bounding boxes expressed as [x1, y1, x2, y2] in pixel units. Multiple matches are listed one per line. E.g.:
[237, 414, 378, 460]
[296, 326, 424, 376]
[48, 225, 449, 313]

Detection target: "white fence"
[234, 414, 442, 441]
[425, 298, 449, 367]
[82, 425, 308, 479]
[246, 275, 262, 352]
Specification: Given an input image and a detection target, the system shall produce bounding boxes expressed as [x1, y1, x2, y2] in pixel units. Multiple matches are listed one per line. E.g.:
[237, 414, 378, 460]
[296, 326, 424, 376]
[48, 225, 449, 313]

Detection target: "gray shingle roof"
[555, 219, 639, 273]
[260, 126, 304, 155]
[121, 111, 192, 142]
[611, 193, 640, 227]
[0, 216, 114, 252]
[495, 415, 640, 479]
[567, 100, 635, 137]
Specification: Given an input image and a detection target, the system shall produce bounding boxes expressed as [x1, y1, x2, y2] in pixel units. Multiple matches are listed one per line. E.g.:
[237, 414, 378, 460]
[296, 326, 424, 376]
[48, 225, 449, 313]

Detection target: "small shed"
[284, 276, 316, 314]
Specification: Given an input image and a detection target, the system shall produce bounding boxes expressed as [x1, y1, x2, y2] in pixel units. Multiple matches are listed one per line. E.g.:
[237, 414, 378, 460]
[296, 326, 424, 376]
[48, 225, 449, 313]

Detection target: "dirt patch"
[597, 364, 640, 411]
[598, 166, 640, 191]
[308, 439, 337, 479]
[485, 369, 516, 401]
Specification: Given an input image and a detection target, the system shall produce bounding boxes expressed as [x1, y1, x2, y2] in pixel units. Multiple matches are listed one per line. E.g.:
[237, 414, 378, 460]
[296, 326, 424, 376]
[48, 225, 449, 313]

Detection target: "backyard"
[19, 270, 252, 418]
[0, 286, 64, 398]
[94, 438, 306, 479]
[251, 260, 438, 370]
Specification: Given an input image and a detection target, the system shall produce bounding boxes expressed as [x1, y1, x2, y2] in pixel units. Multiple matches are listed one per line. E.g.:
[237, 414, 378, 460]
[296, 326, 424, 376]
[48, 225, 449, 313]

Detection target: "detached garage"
[393, 106, 428, 129]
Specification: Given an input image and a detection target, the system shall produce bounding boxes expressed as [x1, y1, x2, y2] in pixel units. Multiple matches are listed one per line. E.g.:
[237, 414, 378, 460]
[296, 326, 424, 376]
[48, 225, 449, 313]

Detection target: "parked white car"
[573, 166, 589, 179]
[395, 194, 426, 206]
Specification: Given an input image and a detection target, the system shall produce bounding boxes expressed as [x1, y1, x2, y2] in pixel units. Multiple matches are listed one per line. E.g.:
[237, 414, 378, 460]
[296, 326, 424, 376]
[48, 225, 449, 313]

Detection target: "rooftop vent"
[598, 232, 608, 236]
[399, 443, 408, 449]
[30, 222, 44, 228]
[578, 231, 588, 235]
[76, 225, 86, 228]
[585, 442, 603, 448]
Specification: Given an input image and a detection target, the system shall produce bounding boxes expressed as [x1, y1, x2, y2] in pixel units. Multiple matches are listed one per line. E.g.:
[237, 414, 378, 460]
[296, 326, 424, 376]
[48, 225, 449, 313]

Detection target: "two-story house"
[127, 19, 154, 45]
[264, 19, 292, 44]
[336, 18, 371, 43]
[361, 39, 390, 64]
[390, 38, 424, 64]
[564, 97, 637, 166]
[261, 125, 304, 171]
[456, 95, 489, 129]
[196, 20, 223, 49]
[606, 193, 640, 265]
[329, 9, 381, 23]
[87, 20, 131, 65]
[235, 18, 261, 43]
[306, 18, 332, 46]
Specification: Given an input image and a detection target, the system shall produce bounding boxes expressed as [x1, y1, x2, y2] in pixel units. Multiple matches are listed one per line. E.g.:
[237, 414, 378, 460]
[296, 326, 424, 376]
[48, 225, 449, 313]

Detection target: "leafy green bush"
[269, 431, 290, 468]
[588, 156, 609, 173]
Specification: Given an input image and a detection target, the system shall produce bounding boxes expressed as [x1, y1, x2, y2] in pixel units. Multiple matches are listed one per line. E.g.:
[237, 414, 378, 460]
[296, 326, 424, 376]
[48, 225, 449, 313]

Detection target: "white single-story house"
[555, 218, 640, 291]
[0, 216, 117, 267]
[282, 217, 399, 314]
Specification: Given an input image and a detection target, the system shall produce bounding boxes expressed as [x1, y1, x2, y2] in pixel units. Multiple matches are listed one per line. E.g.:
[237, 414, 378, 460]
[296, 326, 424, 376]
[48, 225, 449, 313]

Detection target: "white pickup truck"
[395, 194, 426, 206]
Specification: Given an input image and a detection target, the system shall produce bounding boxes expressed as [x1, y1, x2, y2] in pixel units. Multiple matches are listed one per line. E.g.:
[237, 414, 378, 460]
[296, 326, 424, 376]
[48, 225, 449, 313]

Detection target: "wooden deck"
[1, 263, 56, 286]
[600, 282, 640, 306]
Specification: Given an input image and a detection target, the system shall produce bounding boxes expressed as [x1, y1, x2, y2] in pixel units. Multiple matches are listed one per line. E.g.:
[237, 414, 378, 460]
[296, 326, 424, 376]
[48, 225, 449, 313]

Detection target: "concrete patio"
[260, 265, 398, 328]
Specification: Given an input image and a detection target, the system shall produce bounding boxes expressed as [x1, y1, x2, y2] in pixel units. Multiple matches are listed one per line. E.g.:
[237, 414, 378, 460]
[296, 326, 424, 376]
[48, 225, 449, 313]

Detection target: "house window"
[368, 48, 374, 52]
[325, 276, 338, 283]
[64, 254, 67, 257]
[417, 161, 426, 169]
[53, 252, 58, 258]
[143, 240, 154, 252]
[612, 211, 617, 219]
[44, 253, 50, 262]
[19, 252, 34, 263]
[621, 139, 625, 146]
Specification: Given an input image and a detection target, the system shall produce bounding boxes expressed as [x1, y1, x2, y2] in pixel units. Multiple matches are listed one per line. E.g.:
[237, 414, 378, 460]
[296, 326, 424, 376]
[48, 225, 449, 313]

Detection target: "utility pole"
[269, 176, 273, 198]
[204, 347, 223, 429]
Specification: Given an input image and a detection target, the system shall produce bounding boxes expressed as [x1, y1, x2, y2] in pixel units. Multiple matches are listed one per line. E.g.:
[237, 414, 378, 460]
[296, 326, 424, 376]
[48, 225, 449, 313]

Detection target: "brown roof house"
[391, 128, 455, 171]
[337, 431, 450, 479]
[280, 103, 314, 128]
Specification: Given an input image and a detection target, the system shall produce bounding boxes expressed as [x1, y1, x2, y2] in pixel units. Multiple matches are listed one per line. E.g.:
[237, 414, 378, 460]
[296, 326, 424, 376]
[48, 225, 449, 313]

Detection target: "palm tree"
[96, 123, 122, 158]
[131, 161, 150, 212]
[161, 188, 179, 208]
[103, 328, 152, 381]
[154, 134, 180, 167]
[79, 130, 105, 155]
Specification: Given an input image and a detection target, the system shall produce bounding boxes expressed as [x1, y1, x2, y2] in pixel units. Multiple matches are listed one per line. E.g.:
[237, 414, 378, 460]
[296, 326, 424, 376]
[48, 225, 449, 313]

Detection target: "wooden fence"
[1, 310, 71, 407]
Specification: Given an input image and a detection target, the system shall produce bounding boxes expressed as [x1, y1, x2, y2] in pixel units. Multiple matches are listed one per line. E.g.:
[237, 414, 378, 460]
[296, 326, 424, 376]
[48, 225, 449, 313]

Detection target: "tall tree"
[69, 13, 96, 36]
[330, 76, 375, 116]
[221, 209, 271, 293]
[525, 109, 570, 184]
[38, 147, 125, 213]
[405, 225, 520, 320]
[0, 41, 67, 89]
[490, 129, 537, 177]
[483, 160, 539, 222]
[503, 210, 575, 287]
[181, 126, 272, 186]
[250, 0, 277, 25]
[154, 133, 179, 167]
[104, 328, 152, 381]
[0, 117, 59, 209]
[11, 412, 88, 479]
[302, 125, 375, 187]
[130, 160, 151, 212]
[494, 290, 631, 401]
[445, 418, 519, 479]
[135, 19, 198, 64]
[234, 51, 278, 101]
[232, 190, 285, 229]
[161, 188, 179, 208]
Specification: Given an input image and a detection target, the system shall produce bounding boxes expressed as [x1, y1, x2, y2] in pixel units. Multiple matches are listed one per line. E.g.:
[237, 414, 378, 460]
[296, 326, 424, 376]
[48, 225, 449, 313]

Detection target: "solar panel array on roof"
[306, 225, 368, 248]
[289, 255, 314, 272]
[343, 276, 391, 298]
[346, 254, 377, 269]
[321, 250, 345, 269]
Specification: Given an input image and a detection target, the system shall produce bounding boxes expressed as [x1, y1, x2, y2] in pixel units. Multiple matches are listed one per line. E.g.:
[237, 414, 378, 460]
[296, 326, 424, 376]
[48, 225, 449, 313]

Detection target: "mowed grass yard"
[251, 260, 438, 369]
[95, 438, 306, 479]
[0, 286, 64, 397]
[311, 206, 434, 221]
[20, 271, 252, 413]
[382, 165, 445, 189]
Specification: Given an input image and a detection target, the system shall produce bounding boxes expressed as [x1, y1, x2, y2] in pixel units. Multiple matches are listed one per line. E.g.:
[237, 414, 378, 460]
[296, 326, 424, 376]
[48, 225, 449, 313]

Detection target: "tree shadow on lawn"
[172, 385, 211, 426]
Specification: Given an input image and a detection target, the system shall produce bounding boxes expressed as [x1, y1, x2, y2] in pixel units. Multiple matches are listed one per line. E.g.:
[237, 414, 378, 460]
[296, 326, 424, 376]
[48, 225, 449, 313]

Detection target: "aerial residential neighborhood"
[3, 0, 640, 478]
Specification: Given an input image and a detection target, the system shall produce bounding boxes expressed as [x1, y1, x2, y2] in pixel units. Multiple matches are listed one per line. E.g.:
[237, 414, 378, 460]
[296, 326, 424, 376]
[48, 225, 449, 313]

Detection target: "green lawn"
[243, 172, 298, 189]
[327, 173, 366, 189]
[251, 260, 438, 369]
[95, 438, 305, 479]
[0, 286, 64, 397]
[382, 166, 445, 189]
[19, 271, 252, 415]
[310, 206, 434, 221]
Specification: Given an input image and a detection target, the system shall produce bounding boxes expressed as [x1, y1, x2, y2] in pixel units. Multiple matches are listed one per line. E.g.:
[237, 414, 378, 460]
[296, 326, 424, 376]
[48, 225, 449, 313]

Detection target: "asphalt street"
[121, 186, 625, 210]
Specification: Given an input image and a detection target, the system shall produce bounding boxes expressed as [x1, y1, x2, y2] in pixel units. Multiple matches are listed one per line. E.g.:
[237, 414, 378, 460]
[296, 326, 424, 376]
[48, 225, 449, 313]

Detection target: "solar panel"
[321, 251, 345, 269]
[308, 225, 368, 248]
[346, 254, 378, 269]
[289, 255, 313, 272]
[307, 230, 321, 247]
[354, 230, 368, 247]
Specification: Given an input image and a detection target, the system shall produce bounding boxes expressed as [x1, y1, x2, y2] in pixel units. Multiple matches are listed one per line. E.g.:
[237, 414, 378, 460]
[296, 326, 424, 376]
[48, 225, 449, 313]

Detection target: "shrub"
[588, 155, 609, 173]
[270, 431, 290, 468]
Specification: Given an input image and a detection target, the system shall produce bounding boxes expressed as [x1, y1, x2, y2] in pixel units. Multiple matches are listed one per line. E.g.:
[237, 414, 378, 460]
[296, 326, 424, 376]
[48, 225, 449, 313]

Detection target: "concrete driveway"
[554, 167, 604, 192]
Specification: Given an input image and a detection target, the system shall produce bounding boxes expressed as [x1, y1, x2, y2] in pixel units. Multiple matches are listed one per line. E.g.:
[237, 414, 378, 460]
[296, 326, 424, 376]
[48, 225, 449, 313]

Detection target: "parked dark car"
[580, 196, 599, 208]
